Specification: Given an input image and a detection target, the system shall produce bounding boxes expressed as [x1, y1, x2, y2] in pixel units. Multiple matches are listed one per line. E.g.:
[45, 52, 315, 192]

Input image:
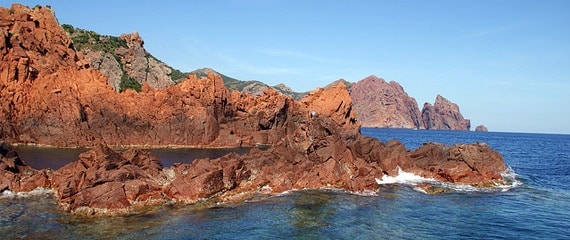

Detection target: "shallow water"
[14, 146, 251, 169]
[2, 129, 570, 239]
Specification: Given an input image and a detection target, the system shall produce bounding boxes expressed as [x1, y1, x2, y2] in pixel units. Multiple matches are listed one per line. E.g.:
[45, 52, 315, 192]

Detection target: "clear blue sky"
[3, 1, 570, 134]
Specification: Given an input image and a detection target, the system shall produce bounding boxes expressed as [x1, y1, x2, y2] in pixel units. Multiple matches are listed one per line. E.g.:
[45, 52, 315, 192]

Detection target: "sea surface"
[1, 129, 569, 239]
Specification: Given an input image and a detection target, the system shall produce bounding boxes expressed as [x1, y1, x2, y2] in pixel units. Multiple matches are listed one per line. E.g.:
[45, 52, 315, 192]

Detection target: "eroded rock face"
[349, 76, 423, 129]
[0, 5, 356, 148]
[82, 49, 123, 90]
[421, 95, 471, 131]
[117, 32, 175, 90]
[338, 76, 472, 131]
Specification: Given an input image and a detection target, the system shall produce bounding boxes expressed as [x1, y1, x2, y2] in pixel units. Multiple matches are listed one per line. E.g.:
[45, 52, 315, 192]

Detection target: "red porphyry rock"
[50, 144, 170, 215]
[349, 75, 423, 129]
[0, 141, 50, 192]
[421, 95, 471, 131]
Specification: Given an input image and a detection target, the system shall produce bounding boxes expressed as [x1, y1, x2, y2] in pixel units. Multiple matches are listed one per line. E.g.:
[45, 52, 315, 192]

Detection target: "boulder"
[0, 141, 50, 192]
[408, 142, 506, 186]
[50, 144, 170, 215]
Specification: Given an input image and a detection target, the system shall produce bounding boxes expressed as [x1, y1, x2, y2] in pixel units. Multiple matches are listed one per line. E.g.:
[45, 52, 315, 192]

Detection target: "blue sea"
[1, 129, 569, 239]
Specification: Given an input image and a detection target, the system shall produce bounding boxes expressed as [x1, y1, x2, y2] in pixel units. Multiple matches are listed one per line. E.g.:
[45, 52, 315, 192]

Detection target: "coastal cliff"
[349, 75, 423, 129]
[0, 4, 507, 215]
[344, 76, 471, 130]
[422, 95, 471, 131]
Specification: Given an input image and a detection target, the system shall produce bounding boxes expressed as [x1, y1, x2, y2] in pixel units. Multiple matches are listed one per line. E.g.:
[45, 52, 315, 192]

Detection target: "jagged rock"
[116, 32, 175, 90]
[50, 144, 170, 215]
[475, 125, 489, 132]
[82, 49, 123, 90]
[349, 75, 423, 129]
[408, 142, 506, 186]
[0, 141, 50, 192]
[0, 6, 348, 148]
[421, 95, 471, 131]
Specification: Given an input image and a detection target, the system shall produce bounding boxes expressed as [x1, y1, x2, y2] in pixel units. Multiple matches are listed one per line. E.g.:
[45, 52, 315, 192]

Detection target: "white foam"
[375, 166, 522, 194]
[0, 187, 53, 198]
[375, 166, 436, 185]
[496, 166, 523, 191]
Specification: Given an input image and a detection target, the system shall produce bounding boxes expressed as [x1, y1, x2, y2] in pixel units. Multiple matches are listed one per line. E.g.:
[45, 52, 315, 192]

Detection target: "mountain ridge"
[59, 10, 472, 131]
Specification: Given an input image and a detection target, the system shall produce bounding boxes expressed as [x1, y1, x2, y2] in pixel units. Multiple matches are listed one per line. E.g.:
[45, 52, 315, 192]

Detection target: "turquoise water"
[2, 129, 569, 239]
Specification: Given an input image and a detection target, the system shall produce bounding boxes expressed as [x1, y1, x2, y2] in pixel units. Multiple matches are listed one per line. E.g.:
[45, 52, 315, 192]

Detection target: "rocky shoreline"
[1, 126, 508, 216]
[0, 4, 508, 216]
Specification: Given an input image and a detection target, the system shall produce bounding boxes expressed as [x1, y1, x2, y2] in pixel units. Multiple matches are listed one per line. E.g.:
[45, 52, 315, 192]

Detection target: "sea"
[1, 129, 569, 239]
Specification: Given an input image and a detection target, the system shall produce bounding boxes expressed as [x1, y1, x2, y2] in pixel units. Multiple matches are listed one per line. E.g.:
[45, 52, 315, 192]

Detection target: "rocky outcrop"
[421, 95, 471, 131]
[0, 141, 50, 193]
[475, 125, 489, 132]
[50, 144, 170, 215]
[0, 86, 506, 214]
[342, 76, 471, 130]
[1, 115, 507, 215]
[82, 50, 123, 90]
[118, 32, 175, 89]
[349, 76, 423, 129]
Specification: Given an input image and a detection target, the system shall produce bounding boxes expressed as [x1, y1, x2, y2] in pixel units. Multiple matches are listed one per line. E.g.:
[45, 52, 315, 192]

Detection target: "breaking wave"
[0, 187, 54, 198]
[375, 166, 522, 194]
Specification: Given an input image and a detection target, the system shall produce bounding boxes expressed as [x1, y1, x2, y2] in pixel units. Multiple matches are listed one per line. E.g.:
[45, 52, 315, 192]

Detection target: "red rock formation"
[50, 144, 170, 215]
[421, 95, 471, 131]
[0, 4, 508, 216]
[0, 141, 50, 192]
[349, 76, 423, 129]
[0, 5, 310, 148]
[408, 142, 505, 186]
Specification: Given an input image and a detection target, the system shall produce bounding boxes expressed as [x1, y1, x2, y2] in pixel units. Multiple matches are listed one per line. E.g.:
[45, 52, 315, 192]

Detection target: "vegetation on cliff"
[62, 24, 187, 91]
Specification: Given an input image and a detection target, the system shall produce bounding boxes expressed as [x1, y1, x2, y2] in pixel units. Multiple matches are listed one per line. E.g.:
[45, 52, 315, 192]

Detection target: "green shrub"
[62, 24, 127, 53]
[119, 75, 141, 92]
[170, 68, 188, 82]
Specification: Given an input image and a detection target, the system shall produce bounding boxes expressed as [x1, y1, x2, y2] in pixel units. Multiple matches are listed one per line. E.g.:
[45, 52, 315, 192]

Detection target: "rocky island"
[348, 76, 471, 130]
[1, 4, 508, 215]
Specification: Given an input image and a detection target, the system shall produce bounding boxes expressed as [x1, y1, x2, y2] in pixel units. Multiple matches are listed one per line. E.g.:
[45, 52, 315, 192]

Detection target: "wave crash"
[375, 166, 522, 194]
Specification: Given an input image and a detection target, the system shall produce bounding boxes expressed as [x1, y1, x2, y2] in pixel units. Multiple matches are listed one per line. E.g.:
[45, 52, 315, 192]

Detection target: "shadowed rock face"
[0, 4, 507, 216]
[346, 76, 470, 130]
[0, 142, 50, 193]
[422, 95, 471, 131]
[349, 76, 423, 129]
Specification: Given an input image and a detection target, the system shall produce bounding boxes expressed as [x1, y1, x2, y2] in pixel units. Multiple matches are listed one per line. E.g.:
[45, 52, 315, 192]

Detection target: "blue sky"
[3, 1, 570, 134]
